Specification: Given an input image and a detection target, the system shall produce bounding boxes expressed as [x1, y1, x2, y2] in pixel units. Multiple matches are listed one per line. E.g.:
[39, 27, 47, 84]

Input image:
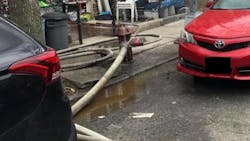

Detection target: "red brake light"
[9, 50, 61, 84]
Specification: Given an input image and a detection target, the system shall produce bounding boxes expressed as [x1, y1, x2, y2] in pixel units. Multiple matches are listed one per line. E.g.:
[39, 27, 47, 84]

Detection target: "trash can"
[159, 6, 169, 18]
[159, 5, 176, 18]
[42, 12, 68, 50]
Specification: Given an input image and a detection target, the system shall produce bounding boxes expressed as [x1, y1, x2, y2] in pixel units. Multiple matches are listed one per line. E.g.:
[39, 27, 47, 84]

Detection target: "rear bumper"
[0, 80, 76, 141]
[178, 42, 250, 80]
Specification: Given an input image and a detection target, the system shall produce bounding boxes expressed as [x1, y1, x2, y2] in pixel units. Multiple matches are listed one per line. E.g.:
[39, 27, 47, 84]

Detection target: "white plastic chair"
[116, 0, 138, 23]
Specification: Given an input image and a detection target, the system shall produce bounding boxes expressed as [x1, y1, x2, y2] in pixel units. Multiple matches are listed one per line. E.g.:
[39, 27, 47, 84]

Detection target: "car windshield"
[213, 0, 250, 10]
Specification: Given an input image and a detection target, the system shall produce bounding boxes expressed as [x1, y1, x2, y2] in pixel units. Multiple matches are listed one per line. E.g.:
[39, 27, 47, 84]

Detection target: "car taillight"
[9, 49, 61, 84]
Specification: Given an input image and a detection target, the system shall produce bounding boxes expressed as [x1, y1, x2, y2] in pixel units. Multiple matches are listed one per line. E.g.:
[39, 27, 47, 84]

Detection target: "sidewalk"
[69, 13, 185, 40]
[62, 20, 185, 100]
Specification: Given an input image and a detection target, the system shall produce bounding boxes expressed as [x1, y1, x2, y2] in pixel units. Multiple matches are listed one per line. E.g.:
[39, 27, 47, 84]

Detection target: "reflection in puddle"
[74, 77, 146, 122]
[74, 70, 163, 122]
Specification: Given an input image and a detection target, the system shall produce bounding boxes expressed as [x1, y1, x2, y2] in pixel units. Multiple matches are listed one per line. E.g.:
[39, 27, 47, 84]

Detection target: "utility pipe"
[59, 51, 96, 60]
[59, 25, 161, 141]
[71, 44, 127, 115]
[75, 124, 112, 141]
[61, 48, 113, 72]
[77, 134, 110, 141]
[71, 44, 128, 141]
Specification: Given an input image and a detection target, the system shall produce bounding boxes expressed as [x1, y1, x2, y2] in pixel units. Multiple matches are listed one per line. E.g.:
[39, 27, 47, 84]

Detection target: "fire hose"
[56, 33, 162, 141]
[57, 7, 162, 139]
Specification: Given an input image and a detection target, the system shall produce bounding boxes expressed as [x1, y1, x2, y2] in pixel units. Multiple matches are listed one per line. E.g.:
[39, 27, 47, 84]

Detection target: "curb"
[131, 13, 185, 33]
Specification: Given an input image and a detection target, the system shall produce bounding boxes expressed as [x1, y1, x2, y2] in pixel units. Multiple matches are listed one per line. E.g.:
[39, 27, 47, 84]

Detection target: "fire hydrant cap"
[116, 25, 135, 36]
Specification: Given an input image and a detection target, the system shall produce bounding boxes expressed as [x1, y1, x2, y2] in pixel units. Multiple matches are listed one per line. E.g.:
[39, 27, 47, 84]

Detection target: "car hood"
[186, 10, 250, 39]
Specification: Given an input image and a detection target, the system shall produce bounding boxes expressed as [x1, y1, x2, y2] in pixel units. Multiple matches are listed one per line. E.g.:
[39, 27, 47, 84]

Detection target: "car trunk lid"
[0, 17, 60, 136]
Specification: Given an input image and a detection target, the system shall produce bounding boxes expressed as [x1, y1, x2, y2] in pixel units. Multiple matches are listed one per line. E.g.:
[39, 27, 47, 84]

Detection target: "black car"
[0, 17, 76, 141]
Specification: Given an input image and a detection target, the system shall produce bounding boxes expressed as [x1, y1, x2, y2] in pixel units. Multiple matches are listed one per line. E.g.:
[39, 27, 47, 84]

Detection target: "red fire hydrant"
[116, 24, 135, 63]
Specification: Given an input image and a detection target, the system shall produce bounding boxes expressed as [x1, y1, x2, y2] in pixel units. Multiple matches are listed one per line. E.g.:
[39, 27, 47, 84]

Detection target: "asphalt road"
[75, 45, 250, 141]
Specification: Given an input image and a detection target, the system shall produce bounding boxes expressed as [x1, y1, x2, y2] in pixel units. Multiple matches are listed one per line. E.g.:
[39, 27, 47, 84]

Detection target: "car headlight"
[180, 30, 196, 44]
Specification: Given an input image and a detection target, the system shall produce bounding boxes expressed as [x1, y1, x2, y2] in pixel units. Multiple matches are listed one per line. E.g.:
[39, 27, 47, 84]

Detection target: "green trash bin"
[43, 12, 69, 50]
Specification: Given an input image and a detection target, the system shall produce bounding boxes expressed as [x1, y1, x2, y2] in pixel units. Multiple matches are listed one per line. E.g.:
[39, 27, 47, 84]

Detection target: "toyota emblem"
[214, 40, 226, 49]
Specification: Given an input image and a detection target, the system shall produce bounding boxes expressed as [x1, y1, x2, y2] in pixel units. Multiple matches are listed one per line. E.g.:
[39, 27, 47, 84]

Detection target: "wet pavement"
[74, 50, 250, 141]
[74, 76, 146, 122]
[62, 20, 184, 90]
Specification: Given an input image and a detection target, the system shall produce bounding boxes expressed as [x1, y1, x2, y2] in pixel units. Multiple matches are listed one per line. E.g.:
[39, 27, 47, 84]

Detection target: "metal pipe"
[110, 0, 117, 36]
[76, 2, 83, 44]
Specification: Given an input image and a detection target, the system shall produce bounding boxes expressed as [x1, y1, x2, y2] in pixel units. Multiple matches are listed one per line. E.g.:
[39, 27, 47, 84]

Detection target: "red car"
[177, 0, 250, 80]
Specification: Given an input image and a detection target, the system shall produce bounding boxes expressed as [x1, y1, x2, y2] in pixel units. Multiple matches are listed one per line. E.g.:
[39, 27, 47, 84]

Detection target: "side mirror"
[206, 1, 215, 8]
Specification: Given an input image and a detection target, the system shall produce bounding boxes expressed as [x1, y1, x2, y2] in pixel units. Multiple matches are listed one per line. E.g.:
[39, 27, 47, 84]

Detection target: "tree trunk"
[8, 0, 44, 43]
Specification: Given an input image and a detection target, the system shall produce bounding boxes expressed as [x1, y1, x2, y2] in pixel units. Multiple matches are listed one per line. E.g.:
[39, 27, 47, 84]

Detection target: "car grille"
[181, 58, 232, 74]
[197, 41, 250, 51]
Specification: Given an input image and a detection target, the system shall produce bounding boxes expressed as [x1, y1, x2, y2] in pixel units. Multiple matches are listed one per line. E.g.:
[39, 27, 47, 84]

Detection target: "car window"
[0, 19, 38, 52]
[0, 18, 44, 71]
[213, 0, 250, 10]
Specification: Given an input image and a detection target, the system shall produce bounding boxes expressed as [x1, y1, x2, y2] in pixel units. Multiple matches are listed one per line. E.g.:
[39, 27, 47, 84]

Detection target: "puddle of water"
[74, 68, 164, 122]
[74, 77, 145, 122]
